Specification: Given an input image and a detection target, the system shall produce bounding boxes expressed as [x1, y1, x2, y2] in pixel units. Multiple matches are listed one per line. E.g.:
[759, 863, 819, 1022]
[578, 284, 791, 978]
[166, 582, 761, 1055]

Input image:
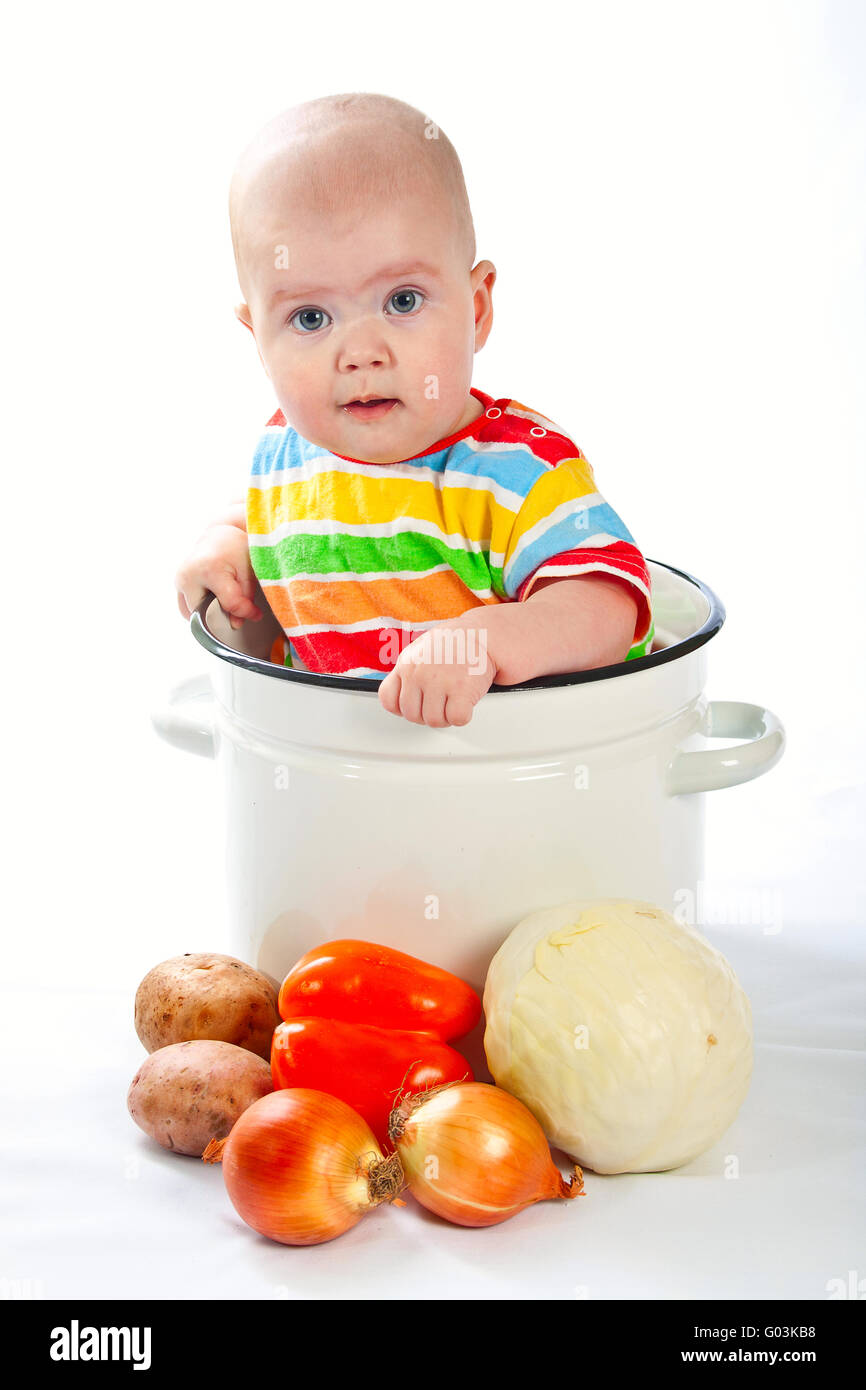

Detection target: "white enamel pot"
[152, 560, 785, 993]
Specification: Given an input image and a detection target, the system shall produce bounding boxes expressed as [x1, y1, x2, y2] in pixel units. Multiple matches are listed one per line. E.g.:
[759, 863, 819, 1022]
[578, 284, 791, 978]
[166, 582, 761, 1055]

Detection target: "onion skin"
[389, 1082, 583, 1228]
[207, 1088, 404, 1245]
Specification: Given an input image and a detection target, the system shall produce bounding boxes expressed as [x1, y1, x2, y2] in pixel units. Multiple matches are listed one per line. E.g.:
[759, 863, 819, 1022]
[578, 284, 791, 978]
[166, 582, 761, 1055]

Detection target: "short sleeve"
[498, 455, 653, 653]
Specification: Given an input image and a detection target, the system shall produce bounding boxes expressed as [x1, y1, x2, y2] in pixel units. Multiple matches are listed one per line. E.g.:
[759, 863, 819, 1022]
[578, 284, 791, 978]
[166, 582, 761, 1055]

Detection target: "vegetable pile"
[126, 900, 754, 1244]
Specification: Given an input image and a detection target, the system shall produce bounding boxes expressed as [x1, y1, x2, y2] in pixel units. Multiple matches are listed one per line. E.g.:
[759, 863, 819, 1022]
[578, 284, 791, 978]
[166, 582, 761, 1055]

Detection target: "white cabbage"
[483, 899, 753, 1174]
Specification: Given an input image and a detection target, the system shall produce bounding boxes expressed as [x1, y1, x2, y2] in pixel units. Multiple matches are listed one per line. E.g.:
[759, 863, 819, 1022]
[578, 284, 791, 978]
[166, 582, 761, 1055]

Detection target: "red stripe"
[479, 404, 584, 469]
[517, 544, 652, 644]
[290, 626, 425, 674]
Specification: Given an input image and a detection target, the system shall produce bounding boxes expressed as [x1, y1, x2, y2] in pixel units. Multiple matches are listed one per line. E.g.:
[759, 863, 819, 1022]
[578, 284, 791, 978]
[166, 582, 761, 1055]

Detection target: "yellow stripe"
[247, 474, 511, 540]
[505, 457, 596, 537]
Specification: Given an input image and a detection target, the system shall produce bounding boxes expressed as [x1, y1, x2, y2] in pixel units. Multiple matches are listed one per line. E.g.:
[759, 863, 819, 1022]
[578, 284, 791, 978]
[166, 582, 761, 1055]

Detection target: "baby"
[175, 93, 654, 728]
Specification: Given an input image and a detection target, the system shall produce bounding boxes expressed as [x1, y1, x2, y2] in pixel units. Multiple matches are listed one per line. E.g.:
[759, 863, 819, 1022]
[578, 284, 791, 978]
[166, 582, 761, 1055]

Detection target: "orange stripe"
[264, 571, 500, 628]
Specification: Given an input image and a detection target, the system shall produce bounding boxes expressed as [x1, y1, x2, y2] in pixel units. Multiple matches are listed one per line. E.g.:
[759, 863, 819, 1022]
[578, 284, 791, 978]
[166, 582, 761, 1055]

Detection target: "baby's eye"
[289, 307, 331, 333]
[387, 289, 424, 315]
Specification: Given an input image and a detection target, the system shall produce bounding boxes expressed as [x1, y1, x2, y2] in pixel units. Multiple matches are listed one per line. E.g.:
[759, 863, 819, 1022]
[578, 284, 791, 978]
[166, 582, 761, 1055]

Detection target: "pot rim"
[190, 558, 725, 693]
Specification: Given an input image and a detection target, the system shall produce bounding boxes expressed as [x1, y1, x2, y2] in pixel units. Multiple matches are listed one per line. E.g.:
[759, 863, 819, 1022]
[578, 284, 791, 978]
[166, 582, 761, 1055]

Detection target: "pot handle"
[150, 673, 216, 760]
[666, 700, 785, 795]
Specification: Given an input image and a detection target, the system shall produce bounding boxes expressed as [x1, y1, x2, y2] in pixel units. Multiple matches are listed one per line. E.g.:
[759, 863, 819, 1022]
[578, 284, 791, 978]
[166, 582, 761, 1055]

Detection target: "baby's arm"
[479, 573, 639, 685]
[378, 574, 638, 727]
[175, 500, 264, 630]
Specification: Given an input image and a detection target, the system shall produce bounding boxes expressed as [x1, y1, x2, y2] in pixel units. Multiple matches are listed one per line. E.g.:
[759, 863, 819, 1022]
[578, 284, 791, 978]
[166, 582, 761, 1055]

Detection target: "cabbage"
[482, 899, 753, 1174]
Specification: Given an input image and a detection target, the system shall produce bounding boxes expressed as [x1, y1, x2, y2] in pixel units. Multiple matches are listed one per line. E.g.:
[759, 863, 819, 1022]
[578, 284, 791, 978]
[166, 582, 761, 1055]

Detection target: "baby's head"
[229, 93, 496, 464]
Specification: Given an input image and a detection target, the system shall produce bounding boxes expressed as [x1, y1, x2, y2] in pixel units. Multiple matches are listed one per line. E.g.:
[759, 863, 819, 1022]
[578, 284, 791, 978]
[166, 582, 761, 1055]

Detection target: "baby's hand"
[175, 522, 263, 631]
[378, 622, 497, 727]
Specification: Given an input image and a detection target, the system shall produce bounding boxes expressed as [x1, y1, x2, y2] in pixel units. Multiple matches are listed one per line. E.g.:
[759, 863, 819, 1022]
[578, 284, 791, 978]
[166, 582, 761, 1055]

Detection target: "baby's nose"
[348, 354, 386, 370]
[338, 327, 394, 372]
[342, 348, 389, 371]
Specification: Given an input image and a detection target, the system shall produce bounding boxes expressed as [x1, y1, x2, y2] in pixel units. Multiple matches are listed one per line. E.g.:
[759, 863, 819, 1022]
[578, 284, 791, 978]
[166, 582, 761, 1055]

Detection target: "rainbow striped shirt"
[247, 388, 654, 677]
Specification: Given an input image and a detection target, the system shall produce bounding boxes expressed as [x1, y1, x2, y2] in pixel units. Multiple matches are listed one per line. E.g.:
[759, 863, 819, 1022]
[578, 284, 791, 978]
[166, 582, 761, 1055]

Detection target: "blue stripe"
[251, 428, 333, 477]
[443, 437, 549, 494]
[251, 423, 571, 501]
[505, 504, 637, 596]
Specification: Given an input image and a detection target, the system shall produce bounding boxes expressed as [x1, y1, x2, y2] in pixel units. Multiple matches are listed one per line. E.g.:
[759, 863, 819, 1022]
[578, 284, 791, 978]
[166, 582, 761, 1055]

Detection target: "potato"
[134, 952, 280, 1060]
[127, 1040, 273, 1157]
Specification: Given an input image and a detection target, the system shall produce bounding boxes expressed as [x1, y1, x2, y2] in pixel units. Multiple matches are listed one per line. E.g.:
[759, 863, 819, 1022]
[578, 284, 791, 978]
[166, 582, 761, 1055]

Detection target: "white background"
[2, 0, 864, 1303]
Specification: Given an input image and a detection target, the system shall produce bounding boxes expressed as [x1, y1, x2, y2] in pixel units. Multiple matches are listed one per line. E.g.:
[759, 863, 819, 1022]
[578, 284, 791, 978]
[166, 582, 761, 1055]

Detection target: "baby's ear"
[234, 302, 254, 332]
[234, 303, 270, 379]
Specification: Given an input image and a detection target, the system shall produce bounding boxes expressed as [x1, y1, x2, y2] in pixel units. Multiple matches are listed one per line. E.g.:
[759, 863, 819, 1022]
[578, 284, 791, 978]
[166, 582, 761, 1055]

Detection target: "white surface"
[3, 0, 864, 1301]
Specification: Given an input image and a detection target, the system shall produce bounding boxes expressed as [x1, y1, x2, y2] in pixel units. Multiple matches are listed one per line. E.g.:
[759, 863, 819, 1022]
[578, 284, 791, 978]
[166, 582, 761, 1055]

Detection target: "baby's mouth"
[342, 397, 400, 421]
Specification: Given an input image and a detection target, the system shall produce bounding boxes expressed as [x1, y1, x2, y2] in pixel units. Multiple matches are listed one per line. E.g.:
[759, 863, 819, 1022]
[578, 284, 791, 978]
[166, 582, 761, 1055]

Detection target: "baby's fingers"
[443, 692, 476, 727]
[175, 574, 206, 622]
[213, 572, 263, 629]
[378, 668, 403, 715]
[397, 676, 424, 725]
[225, 589, 264, 630]
[419, 688, 448, 728]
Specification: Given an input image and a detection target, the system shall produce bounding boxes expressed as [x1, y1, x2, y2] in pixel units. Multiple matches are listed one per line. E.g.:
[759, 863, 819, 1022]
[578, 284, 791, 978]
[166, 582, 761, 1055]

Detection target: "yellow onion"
[203, 1088, 404, 1245]
[387, 1081, 583, 1227]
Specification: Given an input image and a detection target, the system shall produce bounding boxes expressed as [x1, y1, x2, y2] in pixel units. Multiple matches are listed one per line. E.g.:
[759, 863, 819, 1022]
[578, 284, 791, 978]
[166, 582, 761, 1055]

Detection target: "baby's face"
[236, 183, 495, 464]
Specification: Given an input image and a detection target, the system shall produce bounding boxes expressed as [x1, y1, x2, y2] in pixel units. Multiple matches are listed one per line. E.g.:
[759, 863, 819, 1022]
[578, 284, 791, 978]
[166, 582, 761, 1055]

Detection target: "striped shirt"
[247, 387, 654, 677]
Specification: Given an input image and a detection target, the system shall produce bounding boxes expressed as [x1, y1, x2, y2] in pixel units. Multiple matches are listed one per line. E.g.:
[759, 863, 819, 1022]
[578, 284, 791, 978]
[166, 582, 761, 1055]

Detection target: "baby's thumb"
[223, 574, 263, 629]
[237, 572, 264, 619]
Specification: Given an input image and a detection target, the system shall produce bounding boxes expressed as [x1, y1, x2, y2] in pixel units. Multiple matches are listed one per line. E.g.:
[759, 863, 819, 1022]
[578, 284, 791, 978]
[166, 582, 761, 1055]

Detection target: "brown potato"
[127, 1040, 273, 1156]
[134, 953, 280, 1060]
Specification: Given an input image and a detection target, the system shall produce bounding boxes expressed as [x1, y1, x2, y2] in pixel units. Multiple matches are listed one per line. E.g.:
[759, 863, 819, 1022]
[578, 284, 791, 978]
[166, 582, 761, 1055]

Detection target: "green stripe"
[250, 530, 493, 592]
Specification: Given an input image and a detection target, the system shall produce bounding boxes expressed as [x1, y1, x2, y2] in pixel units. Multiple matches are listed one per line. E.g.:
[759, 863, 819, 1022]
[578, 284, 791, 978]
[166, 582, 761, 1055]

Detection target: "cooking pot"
[152, 560, 785, 991]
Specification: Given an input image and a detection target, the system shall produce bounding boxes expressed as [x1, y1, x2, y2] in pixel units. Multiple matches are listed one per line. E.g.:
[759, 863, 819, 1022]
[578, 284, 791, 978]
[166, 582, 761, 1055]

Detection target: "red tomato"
[277, 939, 482, 1040]
[271, 1017, 473, 1149]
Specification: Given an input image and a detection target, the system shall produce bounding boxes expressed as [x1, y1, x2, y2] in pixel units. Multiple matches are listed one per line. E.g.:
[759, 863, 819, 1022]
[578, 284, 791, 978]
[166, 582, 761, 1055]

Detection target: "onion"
[387, 1081, 583, 1227]
[203, 1088, 404, 1245]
